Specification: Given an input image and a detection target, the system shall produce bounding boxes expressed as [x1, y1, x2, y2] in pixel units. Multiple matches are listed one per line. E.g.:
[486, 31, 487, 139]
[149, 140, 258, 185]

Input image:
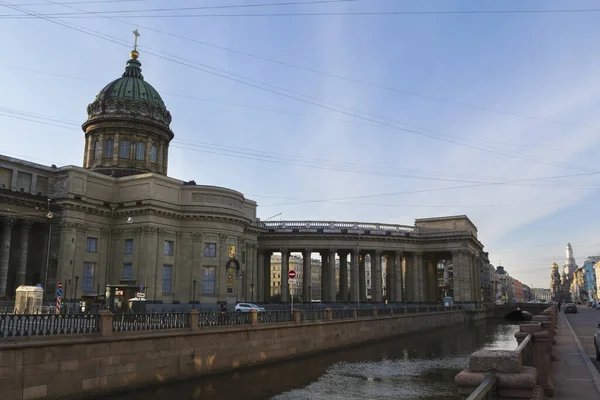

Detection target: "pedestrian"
[557, 302, 562, 312]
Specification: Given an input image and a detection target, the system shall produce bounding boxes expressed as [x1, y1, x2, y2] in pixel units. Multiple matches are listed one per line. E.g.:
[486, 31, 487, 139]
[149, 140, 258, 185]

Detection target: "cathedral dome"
[84, 51, 172, 129]
[551, 261, 559, 269]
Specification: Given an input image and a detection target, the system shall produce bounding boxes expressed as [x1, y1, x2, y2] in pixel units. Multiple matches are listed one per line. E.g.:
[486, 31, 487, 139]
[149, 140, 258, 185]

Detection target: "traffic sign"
[288, 270, 296, 279]
[57, 281, 63, 290]
[136, 292, 145, 298]
[289, 279, 297, 285]
[56, 289, 62, 297]
[36, 283, 42, 288]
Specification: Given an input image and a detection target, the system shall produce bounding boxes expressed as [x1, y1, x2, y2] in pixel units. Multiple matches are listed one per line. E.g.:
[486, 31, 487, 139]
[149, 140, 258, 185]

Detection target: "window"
[122, 263, 133, 280]
[82, 263, 95, 293]
[204, 243, 217, 257]
[86, 237, 97, 253]
[104, 139, 113, 158]
[124, 239, 134, 254]
[119, 140, 130, 159]
[228, 245, 236, 259]
[150, 145, 157, 163]
[92, 140, 98, 160]
[164, 240, 174, 256]
[202, 266, 216, 295]
[162, 265, 172, 294]
[135, 141, 145, 160]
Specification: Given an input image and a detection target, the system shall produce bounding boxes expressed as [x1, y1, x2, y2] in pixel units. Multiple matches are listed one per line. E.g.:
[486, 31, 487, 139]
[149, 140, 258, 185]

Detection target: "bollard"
[293, 309, 301, 323]
[188, 309, 199, 330]
[249, 309, 258, 327]
[98, 310, 114, 337]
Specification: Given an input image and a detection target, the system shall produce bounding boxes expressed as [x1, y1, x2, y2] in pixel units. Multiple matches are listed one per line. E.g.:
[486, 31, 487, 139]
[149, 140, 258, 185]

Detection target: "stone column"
[350, 250, 359, 302]
[386, 253, 395, 302]
[320, 251, 328, 301]
[0, 218, 16, 298]
[328, 249, 337, 302]
[257, 250, 265, 302]
[394, 251, 403, 302]
[302, 249, 312, 303]
[413, 252, 423, 302]
[281, 249, 289, 303]
[405, 253, 414, 302]
[373, 250, 382, 303]
[359, 253, 366, 302]
[427, 258, 437, 303]
[339, 251, 349, 302]
[452, 250, 470, 303]
[16, 220, 34, 288]
[264, 251, 272, 301]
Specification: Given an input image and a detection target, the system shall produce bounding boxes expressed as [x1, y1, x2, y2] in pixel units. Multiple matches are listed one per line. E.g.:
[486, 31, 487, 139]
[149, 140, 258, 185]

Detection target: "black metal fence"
[0, 304, 463, 339]
[0, 313, 99, 338]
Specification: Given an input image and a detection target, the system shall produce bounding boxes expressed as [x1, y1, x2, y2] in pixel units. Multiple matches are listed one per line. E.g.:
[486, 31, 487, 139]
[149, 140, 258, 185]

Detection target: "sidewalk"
[550, 310, 600, 399]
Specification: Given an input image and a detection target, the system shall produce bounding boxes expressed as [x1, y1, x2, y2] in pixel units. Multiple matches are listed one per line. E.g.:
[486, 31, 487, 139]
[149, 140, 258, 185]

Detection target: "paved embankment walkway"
[551, 308, 600, 399]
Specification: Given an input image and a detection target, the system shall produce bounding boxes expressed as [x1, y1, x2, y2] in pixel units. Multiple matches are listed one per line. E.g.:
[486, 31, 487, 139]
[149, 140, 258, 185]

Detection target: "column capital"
[303, 248, 313, 254]
[21, 219, 35, 229]
[328, 248, 336, 254]
[2, 217, 16, 228]
[280, 248, 289, 254]
[413, 251, 423, 257]
[218, 233, 227, 242]
[395, 251, 403, 257]
[374, 249, 383, 256]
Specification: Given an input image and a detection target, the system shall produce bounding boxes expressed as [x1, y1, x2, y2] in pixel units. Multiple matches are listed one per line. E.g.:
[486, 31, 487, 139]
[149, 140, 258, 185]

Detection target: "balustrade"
[0, 304, 463, 339]
[456, 305, 556, 400]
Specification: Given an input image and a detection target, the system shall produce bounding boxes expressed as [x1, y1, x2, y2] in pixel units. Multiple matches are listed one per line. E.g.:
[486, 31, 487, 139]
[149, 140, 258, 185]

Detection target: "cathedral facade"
[0, 47, 486, 307]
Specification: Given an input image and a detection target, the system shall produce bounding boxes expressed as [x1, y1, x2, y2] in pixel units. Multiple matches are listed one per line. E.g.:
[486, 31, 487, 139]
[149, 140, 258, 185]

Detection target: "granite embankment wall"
[0, 310, 465, 400]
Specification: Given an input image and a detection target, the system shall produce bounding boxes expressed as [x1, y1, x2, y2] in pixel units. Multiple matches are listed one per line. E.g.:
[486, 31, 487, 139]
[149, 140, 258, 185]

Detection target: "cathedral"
[550, 243, 578, 303]
[0, 40, 487, 308]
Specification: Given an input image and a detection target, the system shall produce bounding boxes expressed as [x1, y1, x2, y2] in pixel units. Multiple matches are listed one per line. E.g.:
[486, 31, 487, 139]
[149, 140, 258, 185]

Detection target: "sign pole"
[291, 281, 294, 312]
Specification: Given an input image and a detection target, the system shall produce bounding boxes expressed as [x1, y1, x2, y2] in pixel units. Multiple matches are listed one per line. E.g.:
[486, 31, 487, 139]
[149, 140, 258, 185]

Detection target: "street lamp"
[250, 283, 254, 303]
[192, 278, 197, 308]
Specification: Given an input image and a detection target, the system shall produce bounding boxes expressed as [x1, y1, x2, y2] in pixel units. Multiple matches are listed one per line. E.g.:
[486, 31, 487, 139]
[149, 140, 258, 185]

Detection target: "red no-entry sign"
[57, 281, 63, 289]
[288, 270, 296, 279]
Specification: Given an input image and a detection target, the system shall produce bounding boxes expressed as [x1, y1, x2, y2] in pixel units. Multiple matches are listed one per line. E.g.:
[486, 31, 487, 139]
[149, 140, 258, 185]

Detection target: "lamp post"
[192, 278, 197, 308]
[74, 275, 79, 300]
[250, 283, 254, 303]
[308, 285, 311, 303]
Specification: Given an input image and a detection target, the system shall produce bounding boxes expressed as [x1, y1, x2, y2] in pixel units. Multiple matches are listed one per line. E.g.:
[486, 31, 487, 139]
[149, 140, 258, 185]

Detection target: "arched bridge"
[492, 303, 549, 319]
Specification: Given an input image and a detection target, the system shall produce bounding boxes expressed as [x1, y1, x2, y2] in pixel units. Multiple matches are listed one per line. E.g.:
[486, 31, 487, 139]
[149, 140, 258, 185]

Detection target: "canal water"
[105, 320, 518, 400]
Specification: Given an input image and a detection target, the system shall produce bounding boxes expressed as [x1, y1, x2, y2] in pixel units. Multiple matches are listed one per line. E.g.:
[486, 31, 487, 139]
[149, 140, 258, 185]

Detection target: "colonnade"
[0, 217, 42, 298]
[255, 248, 482, 304]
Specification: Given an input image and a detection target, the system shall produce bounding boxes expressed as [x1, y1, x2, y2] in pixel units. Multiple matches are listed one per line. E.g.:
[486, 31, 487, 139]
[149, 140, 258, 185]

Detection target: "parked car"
[234, 303, 265, 313]
[594, 323, 600, 360]
[564, 303, 578, 314]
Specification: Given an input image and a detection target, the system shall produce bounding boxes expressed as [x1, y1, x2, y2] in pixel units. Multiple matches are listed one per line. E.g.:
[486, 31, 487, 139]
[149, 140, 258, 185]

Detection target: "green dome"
[85, 56, 172, 127]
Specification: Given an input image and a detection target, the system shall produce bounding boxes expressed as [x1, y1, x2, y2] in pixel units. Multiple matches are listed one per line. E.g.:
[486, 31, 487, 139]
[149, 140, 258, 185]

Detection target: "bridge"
[491, 302, 549, 319]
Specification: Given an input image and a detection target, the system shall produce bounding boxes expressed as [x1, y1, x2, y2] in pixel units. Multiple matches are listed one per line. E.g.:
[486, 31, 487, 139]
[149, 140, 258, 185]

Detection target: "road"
[564, 305, 600, 373]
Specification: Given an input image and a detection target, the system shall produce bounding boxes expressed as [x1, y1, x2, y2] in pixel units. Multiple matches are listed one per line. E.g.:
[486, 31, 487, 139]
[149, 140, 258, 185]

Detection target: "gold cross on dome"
[133, 29, 140, 50]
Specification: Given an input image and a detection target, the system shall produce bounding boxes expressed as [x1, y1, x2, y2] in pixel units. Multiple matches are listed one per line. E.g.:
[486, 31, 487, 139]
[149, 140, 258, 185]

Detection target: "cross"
[133, 29, 140, 51]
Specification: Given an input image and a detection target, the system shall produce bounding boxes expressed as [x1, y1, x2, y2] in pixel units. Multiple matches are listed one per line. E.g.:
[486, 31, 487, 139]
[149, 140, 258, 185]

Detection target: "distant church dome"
[84, 50, 172, 128]
[82, 46, 174, 177]
[551, 261, 559, 269]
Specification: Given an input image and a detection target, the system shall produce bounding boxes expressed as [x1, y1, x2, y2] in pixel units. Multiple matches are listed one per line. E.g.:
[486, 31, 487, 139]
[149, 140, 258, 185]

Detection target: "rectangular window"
[162, 265, 173, 294]
[86, 237, 97, 253]
[135, 141, 145, 160]
[150, 145, 157, 163]
[104, 139, 113, 158]
[82, 263, 95, 293]
[228, 245, 236, 259]
[122, 263, 133, 280]
[119, 140, 130, 159]
[202, 266, 216, 295]
[124, 239, 134, 254]
[164, 240, 174, 256]
[92, 140, 97, 160]
[204, 243, 217, 257]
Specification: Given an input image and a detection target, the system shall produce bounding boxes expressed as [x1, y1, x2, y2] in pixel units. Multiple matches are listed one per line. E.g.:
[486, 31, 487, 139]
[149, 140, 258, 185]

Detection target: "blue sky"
[1, 0, 600, 288]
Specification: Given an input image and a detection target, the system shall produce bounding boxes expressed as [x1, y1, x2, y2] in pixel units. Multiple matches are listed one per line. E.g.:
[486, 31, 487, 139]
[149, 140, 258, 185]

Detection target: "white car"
[234, 303, 265, 312]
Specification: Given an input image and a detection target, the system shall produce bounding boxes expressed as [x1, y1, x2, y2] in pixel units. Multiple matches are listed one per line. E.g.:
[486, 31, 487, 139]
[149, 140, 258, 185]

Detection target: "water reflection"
[104, 320, 518, 400]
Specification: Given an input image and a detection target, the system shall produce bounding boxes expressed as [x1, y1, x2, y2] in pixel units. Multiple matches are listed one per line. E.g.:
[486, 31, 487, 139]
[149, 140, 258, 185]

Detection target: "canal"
[104, 319, 518, 400]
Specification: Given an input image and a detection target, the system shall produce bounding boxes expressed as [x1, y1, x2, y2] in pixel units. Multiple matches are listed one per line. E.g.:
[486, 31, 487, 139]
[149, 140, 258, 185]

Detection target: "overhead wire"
[7, 0, 595, 175]
[5, 8, 600, 18]
[3, 104, 600, 190]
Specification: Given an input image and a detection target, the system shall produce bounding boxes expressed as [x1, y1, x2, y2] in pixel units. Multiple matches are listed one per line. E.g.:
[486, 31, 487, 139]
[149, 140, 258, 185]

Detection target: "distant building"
[532, 288, 551, 301]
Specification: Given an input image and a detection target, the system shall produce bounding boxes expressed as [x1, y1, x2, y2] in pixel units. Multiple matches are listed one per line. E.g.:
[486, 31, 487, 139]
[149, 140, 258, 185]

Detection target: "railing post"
[98, 310, 113, 337]
[188, 309, 199, 330]
[390, 307, 394, 316]
[352, 308, 358, 319]
[293, 309, 301, 323]
[455, 349, 538, 399]
[372, 307, 378, 317]
[250, 309, 258, 326]
[326, 308, 333, 321]
[533, 314, 555, 360]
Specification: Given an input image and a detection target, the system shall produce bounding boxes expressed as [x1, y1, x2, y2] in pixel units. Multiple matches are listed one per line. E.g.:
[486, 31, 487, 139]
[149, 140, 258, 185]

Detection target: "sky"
[1, 0, 600, 288]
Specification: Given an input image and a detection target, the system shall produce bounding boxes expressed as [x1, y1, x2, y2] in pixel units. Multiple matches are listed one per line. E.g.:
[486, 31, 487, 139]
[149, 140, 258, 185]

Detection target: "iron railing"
[301, 309, 327, 321]
[0, 313, 99, 337]
[466, 373, 496, 400]
[331, 308, 354, 319]
[112, 312, 190, 332]
[257, 310, 294, 324]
